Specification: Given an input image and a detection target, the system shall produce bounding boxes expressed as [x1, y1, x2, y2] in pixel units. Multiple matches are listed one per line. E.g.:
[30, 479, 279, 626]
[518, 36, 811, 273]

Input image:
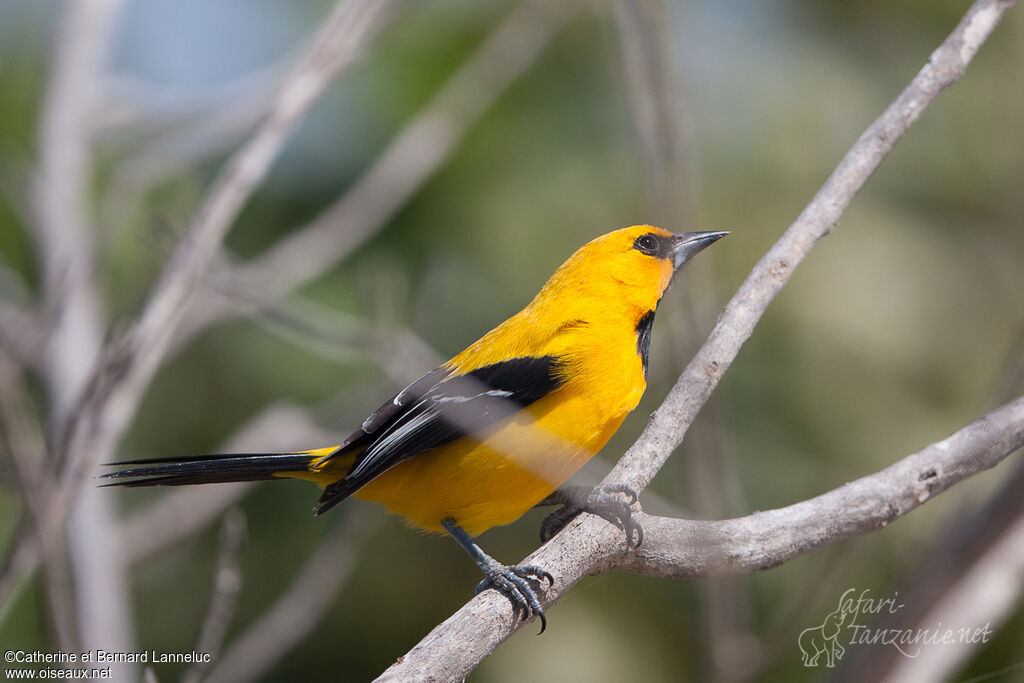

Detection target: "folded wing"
[316, 355, 564, 514]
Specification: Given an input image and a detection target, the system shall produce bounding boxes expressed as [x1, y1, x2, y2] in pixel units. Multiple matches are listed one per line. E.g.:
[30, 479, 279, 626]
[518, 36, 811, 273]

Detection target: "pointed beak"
[670, 231, 729, 269]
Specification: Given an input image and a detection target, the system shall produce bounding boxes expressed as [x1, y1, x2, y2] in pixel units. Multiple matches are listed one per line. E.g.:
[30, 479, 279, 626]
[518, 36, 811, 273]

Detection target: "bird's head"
[540, 225, 728, 314]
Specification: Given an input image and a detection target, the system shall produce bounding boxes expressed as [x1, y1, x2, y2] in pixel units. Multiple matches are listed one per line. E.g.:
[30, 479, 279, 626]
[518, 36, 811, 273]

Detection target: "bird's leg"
[536, 483, 643, 548]
[441, 518, 554, 634]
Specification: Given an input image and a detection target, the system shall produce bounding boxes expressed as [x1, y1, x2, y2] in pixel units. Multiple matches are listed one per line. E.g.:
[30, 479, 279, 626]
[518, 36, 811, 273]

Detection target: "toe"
[477, 561, 554, 632]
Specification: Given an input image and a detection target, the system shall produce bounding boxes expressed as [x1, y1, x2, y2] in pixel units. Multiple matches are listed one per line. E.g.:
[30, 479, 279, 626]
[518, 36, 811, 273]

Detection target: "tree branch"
[379, 396, 1023, 680]
[832, 456, 1024, 682]
[99, 69, 284, 228]
[118, 298, 440, 566]
[878, 512, 1024, 683]
[607, 0, 1016, 495]
[31, 0, 120, 420]
[28, 0, 126, 654]
[375, 0, 1017, 677]
[0, 0, 398, 618]
[183, 510, 247, 683]
[0, 353, 73, 643]
[55, 0, 398, 482]
[118, 403, 339, 565]
[609, 395, 1024, 578]
[0, 301, 46, 369]
[204, 508, 382, 683]
[614, 2, 755, 677]
[177, 0, 578, 347]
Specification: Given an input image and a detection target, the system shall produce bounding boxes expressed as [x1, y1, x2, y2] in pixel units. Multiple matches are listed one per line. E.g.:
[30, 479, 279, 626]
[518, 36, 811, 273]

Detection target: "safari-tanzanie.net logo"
[798, 588, 993, 668]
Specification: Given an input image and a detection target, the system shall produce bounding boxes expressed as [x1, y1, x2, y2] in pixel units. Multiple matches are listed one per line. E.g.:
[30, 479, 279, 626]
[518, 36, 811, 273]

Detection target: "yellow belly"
[353, 387, 634, 535]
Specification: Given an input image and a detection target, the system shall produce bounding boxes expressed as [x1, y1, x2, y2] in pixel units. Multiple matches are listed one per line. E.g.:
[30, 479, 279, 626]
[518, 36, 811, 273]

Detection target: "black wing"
[316, 355, 564, 514]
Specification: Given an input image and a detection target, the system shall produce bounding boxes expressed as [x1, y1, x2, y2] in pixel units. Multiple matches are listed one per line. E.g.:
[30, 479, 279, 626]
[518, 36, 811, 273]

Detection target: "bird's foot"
[539, 483, 643, 548]
[475, 559, 554, 634]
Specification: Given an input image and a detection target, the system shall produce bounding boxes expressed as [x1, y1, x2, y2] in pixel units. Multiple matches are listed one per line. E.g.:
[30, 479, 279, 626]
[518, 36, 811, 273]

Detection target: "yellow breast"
[354, 322, 647, 535]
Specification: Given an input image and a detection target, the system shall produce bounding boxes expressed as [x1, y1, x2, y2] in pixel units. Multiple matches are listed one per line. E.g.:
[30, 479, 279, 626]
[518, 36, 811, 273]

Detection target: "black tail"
[101, 452, 317, 487]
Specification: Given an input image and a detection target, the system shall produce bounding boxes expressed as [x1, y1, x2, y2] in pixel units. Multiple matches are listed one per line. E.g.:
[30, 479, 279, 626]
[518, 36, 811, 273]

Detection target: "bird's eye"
[633, 233, 660, 256]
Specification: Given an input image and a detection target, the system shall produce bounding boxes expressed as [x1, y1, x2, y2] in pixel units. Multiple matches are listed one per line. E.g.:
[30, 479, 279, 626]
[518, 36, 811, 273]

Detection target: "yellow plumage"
[301, 226, 670, 533]
[104, 224, 726, 626]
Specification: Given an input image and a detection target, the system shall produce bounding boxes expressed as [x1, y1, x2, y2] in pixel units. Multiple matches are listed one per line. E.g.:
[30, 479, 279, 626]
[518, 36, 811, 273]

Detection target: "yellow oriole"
[104, 225, 726, 629]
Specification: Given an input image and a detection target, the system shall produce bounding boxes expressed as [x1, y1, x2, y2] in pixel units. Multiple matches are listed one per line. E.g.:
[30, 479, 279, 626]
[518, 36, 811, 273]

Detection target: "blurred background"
[1, 0, 1022, 681]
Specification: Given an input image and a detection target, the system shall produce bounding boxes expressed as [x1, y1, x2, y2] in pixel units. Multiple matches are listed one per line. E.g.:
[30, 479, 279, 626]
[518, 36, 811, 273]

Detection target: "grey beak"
[670, 231, 729, 269]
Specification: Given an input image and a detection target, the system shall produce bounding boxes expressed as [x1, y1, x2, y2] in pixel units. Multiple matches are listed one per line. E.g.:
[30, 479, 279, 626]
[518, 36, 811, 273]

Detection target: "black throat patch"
[635, 311, 655, 378]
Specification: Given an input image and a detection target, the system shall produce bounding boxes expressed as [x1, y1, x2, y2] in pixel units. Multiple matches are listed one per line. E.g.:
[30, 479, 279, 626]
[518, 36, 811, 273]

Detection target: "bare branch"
[20, 0, 127, 652]
[609, 396, 1024, 578]
[205, 508, 382, 683]
[119, 403, 339, 565]
[99, 70, 283, 228]
[375, 0, 1017, 677]
[0, 302, 46, 369]
[0, 353, 49, 516]
[97, 64, 298, 232]
[613, 0, 695, 229]
[237, 292, 443, 384]
[0, 0, 398, 619]
[99, 67, 281, 142]
[0, 516, 38, 626]
[183, 509, 247, 683]
[608, 0, 1017, 495]
[614, 3, 755, 677]
[177, 0, 578, 345]
[878, 515, 1024, 683]
[833, 457, 1024, 682]
[68, 488, 137, 671]
[0, 353, 78, 649]
[56, 0, 397, 477]
[31, 0, 120, 418]
[378, 395, 1024, 680]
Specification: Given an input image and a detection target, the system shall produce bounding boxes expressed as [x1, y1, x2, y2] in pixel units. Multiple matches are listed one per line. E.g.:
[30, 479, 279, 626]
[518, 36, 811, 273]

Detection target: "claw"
[476, 561, 554, 633]
[538, 484, 643, 548]
[442, 517, 554, 634]
[603, 483, 638, 504]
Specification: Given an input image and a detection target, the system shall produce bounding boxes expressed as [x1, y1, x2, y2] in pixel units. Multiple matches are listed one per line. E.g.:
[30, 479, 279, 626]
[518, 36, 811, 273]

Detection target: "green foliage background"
[1, 0, 1022, 680]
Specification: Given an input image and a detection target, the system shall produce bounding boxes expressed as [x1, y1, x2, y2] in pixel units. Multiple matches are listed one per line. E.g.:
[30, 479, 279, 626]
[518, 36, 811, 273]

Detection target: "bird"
[102, 225, 727, 631]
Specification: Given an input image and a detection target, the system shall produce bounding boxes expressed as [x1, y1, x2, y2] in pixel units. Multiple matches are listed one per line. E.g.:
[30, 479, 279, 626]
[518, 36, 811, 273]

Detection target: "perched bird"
[103, 225, 726, 630]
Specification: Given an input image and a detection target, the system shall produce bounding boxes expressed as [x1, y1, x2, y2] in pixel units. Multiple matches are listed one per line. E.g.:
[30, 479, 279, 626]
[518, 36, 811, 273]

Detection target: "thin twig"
[176, 0, 579, 346]
[99, 69, 283, 135]
[614, 2, 755, 678]
[31, 0, 118, 420]
[27, 0, 127, 652]
[238, 291, 443, 385]
[832, 458, 1024, 682]
[378, 395, 1024, 680]
[183, 509, 247, 683]
[613, 0, 695, 229]
[118, 403, 338, 565]
[204, 508, 382, 683]
[0, 353, 49, 520]
[100, 70, 283, 231]
[0, 516, 38, 626]
[0, 353, 75, 646]
[608, 396, 1024, 578]
[0, 0, 397, 617]
[55, 0, 397, 481]
[607, 0, 1016, 495]
[878, 514, 1024, 683]
[375, 0, 1017, 677]
[0, 302, 46, 369]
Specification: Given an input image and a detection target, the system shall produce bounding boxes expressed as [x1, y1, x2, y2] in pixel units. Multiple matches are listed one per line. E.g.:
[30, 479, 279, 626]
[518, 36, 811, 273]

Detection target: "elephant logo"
[799, 607, 847, 667]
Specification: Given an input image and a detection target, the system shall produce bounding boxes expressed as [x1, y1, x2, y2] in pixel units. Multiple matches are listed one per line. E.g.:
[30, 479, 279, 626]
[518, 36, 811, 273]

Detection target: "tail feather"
[101, 452, 319, 487]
